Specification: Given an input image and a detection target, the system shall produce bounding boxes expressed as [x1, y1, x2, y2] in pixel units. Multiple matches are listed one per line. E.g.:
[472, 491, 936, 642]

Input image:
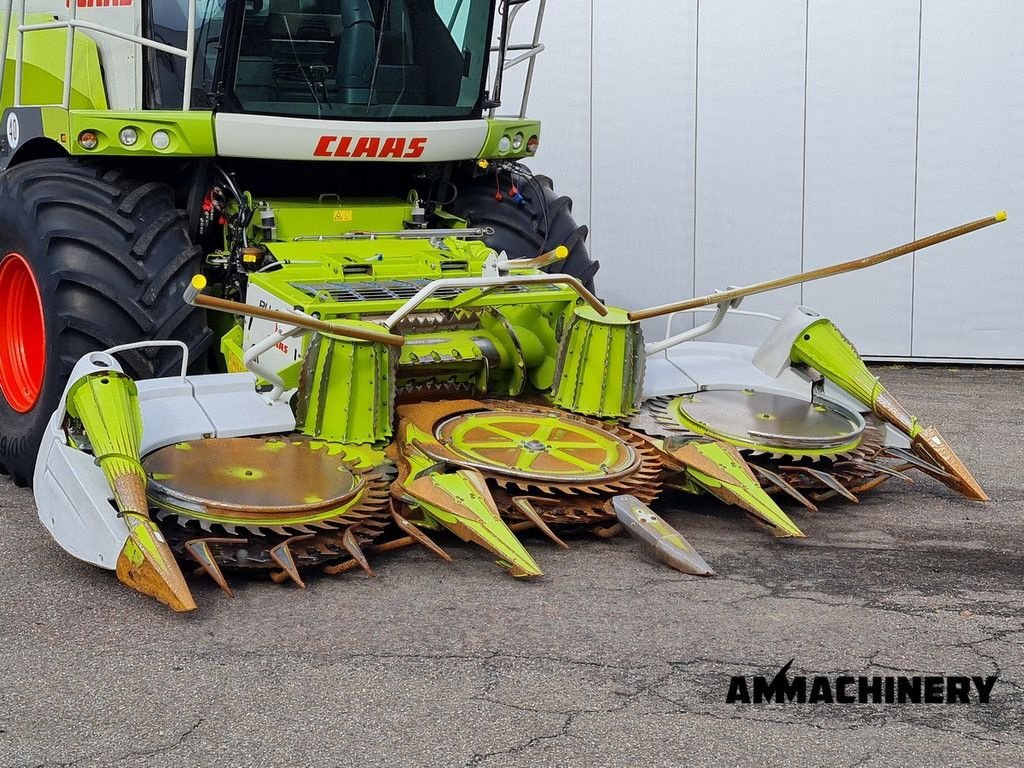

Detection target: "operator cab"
[148, 0, 494, 119]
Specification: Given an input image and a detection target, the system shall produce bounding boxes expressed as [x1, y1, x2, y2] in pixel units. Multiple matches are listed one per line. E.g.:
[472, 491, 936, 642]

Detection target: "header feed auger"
[0, 0, 1003, 611]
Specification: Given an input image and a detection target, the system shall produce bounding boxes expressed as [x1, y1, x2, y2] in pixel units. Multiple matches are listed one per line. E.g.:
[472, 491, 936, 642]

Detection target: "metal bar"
[183, 276, 405, 347]
[496, 244, 567, 271]
[489, 0, 511, 118]
[0, 0, 14, 107]
[383, 274, 607, 329]
[182, 0, 196, 110]
[645, 301, 733, 357]
[20, 20, 189, 58]
[292, 227, 492, 242]
[61, 0, 78, 108]
[520, 0, 545, 117]
[243, 325, 305, 400]
[493, 43, 541, 52]
[502, 45, 543, 71]
[449, 285, 500, 308]
[629, 212, 1008, 322]
[13, 0, 25, 106]
[104, 340, 191, 382]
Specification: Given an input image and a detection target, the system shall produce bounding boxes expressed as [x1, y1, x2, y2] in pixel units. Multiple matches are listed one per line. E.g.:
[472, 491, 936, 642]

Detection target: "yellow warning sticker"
[333, 209, 353, 222]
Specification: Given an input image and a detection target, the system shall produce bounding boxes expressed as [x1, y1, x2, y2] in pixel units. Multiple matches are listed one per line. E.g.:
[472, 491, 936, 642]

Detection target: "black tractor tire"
[0, 158, 212, 487]
[448, 172, 600, 291]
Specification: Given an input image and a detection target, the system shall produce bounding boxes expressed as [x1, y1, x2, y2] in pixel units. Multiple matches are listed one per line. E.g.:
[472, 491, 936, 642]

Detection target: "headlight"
[77, 130, 99, 150]
[118, 127, 139, 147]
[151, 130, 171, 150]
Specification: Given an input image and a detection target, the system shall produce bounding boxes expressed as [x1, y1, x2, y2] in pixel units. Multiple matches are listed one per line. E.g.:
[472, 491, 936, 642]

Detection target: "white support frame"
[646, 302, 783, 358]
[0, 0, 196, 110]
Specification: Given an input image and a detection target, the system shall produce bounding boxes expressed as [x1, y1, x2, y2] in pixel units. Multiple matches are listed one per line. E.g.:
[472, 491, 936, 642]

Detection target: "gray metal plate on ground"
[675, 390, 865, 449]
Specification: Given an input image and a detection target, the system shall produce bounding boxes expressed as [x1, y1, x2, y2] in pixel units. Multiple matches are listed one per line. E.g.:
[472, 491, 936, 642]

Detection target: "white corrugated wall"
[510, 0, 1023, 362]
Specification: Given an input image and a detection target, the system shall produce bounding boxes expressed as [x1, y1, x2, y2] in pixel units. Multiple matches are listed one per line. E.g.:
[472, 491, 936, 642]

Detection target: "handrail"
[489, 0, 546, 119]
[383, 272, 606, 330]
[183, 275, 405, 347]
[3, 0, 196, 110]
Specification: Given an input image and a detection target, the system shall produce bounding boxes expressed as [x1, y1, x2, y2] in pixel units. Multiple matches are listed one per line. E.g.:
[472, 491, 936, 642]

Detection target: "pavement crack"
[463, 712, 576, 767]
[18, 719, 203, 768]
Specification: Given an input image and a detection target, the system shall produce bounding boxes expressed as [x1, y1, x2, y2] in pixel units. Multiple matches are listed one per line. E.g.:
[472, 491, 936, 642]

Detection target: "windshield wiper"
[283, 15, 323, 117]
[365, 0, 394, 114]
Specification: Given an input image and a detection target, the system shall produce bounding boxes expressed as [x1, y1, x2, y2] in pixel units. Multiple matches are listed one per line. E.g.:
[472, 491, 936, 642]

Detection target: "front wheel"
[0, 159, 212, 486]
[447, 170, 600, 292]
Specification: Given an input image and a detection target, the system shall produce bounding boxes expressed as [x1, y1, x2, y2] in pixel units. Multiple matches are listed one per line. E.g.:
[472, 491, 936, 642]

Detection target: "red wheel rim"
[0, 253, 46, 413]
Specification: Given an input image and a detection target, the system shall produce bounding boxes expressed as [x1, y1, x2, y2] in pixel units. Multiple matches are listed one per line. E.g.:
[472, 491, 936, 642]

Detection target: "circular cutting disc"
[143, 437, 364, 525]
[670, 390, 865, 452]
[435, 410, 639, 482]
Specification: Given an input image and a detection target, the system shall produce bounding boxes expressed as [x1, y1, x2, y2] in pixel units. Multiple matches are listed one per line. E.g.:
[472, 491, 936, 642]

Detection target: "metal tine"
[511, 497, 570, 550]
[270, 535, 314, 588]
[849, 475, 896, 495]
[780, 465, 859, 504]
[389, 505, 453, 562]
[833, 460, 915, 483]
[750, 464, 819, 512]
[184, 538, 244, 598]
[883, 446, 957, 480]
[341, 528, 375, 577]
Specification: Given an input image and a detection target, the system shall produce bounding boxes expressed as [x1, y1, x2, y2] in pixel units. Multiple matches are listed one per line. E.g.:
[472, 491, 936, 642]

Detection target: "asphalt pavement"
[1, 367, 1021, 767]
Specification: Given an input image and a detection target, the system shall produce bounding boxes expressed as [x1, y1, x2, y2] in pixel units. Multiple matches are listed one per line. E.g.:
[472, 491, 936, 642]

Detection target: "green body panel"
[683, 441, 804, 538]
[791, 319, 922, 438]
[230, 197, 607, 418]
[295, 330, 395, 445]
[66, 371, 146, 515]
[246, 219, 580, 319]
[67, 110, 216, 156]
[398, 422, 542, 578]
[552, 306, 644, 418]
[38, 105, 69, 147]
[220, 324, 248, 374]
[411, 470, 543, 578]
[479, 119, 542, 159]
[0, 17, 107, 111]
[251, 197, 427, 243]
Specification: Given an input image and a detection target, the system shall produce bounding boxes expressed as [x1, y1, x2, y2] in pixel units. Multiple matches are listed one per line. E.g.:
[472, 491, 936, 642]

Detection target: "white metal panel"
[520, 0, 592, 224]
[912, 0, 1024, 359]
[692, 0, 807, 345]
[589, 1, 697, 319]
[801, 0, 920, 357]
[215, 114, 489, 162]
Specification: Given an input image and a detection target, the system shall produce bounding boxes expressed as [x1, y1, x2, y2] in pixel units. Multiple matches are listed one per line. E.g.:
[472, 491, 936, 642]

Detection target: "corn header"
[0, 0, 1005, 611]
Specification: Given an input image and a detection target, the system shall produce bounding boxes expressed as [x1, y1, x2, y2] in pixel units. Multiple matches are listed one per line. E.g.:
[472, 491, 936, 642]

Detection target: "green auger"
[296, 328, 396, 445]
[552, 306, 644, 418]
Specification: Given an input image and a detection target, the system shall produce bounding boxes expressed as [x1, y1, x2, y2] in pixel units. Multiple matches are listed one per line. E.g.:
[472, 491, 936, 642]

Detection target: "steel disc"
[671, 390, 865, 451]
[434, 409, 639, 482]
[143, 437, 364, 525]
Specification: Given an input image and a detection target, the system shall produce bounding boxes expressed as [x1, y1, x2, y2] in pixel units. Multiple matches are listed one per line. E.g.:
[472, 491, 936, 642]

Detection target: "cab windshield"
[224, 0, 494, 120]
